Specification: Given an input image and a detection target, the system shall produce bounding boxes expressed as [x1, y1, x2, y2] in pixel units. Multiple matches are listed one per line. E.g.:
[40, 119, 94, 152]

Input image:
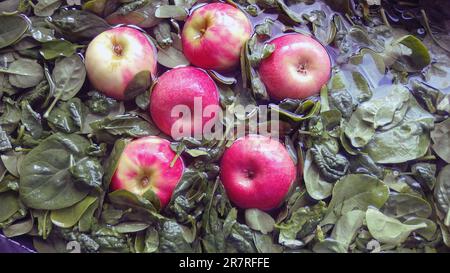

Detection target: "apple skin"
[181, 3, 252, 72]
[85, 27, 157, 100]
[149, 66, 220, 138]
[111, 136, 184, 209]
[220, 135, 297, 211]
[258, 33, 331, 100]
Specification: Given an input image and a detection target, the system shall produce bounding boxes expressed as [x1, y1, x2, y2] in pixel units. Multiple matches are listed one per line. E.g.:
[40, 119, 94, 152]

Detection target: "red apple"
[149, 66, 220, 139]
[85, 27, 157, 100]
[111, 136, 184, 208]
[220, 134, 297, 210]
[259, 33, 331, 100]
[181, 3, 252, 72]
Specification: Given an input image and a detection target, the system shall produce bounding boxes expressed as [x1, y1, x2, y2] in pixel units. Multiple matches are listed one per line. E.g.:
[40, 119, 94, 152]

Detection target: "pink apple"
[259, 33, 331, 100]
[181, 3, 252, 72]
[149, 66, 220, 139]
[111, 136, 184, 208]
[85, 27, 157, 100]
[220, 134, 297, 211]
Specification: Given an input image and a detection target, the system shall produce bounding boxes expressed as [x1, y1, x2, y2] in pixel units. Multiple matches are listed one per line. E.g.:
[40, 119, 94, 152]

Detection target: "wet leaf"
[383, 35, 431, 73]
[40, 39, 83, 60]
[366, 207, 427, 245]
[155, 5, 188, 20]
[52, 54, 86, 101]
[431, 118, 450, 163]
[0, 15, 28, 49]
[157, 45, 189, 68]
[303, 150, 333, 200]
[19, 133, 93, 210]
[0, 59, 44, 89]
[322, 174, 389, 225]
[245, 209, 275, 234]
[50, 196, 98, 228]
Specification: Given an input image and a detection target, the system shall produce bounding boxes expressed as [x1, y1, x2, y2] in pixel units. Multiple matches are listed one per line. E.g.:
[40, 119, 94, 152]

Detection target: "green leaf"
[90, 114, 160, 143]
[113, 222, 150, 233]
[52, 54, 86, 101]
[155, 5, 188, 20]
[102, 138, 129, 190]
[158, 220, 194, 253]
[143, 226, 159, 252]
[0, 15, 28, 49]
[0, 58, 44, 89]
[366, 208, 427, 245]
[2, 216, 33, 237]
[19, 133, 93, 210]
[0, 191, 21, 223]
[331, 210, 365, 250]
[157, 45, 189, 68]
[123, 70, 153, 100]
[108, 189, 162, 217]
[20, 100, 43, 139]
[50, 196, 97, 228]
[383, 35, 431, 73]
[40, 39, 82, 60]
[33, 0, 61, 17]
[303, 150, 333, 200]
[276, 201, 327, 249]
[1, 152, 20, 177]
[245, 208, 275, 234]
[69, 157, 104, 190]
[364, 96, 434, 164]
[253, 233, 282, 253]
[431, 118, 450, 163]
[49, 9, 110, 42]
[321, 174, 389, 225]
[382, 193, 432, 219]
[47, 98, 86, 133]
[434, 165, 450, 218]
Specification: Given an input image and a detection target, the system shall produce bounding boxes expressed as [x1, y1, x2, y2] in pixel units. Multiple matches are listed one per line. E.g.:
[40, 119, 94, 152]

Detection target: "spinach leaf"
[364, 96, 434, 164]
[90, 114, 160, 143]
[20, 100, 43, 139]
[245, 209, 275, 234]
[276, 201, 327, 249]
[158, 220, 194, 253]
[383, 35, 431, 73]
[366, 208, 427, 245]
[49, 9, 110, 42]
[0, 191, 22, 223]
[47, 98, 86, 133]
[434, 165, 450, 222]
[330, 210, 365, 251]
[431, 118, 450, 163]
[50, 196, 98, 228]
[0, 58, 44, 89]
[19, 133, 93, 210]
[52, 54, 86, 101]
[321, 174, 389, 225]
[0, 15, 28, 49]
[33, 0, 61, 17]
[40, 39, 83, 60]
[303, 150, 333, 200]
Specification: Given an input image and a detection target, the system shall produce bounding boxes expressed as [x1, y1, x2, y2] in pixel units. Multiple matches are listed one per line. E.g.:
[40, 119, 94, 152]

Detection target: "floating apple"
[259, 33, 331, 100]
[85, 27, 157, 100]
[149, 66, 220, 139]
[111, 136, 184, 208]
[181, 3, 252, 72]
[220, 134, 297, 210]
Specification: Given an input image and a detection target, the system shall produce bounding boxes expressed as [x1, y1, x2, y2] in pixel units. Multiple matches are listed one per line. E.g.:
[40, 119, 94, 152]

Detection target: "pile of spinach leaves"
[0, 0, 449, 253]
